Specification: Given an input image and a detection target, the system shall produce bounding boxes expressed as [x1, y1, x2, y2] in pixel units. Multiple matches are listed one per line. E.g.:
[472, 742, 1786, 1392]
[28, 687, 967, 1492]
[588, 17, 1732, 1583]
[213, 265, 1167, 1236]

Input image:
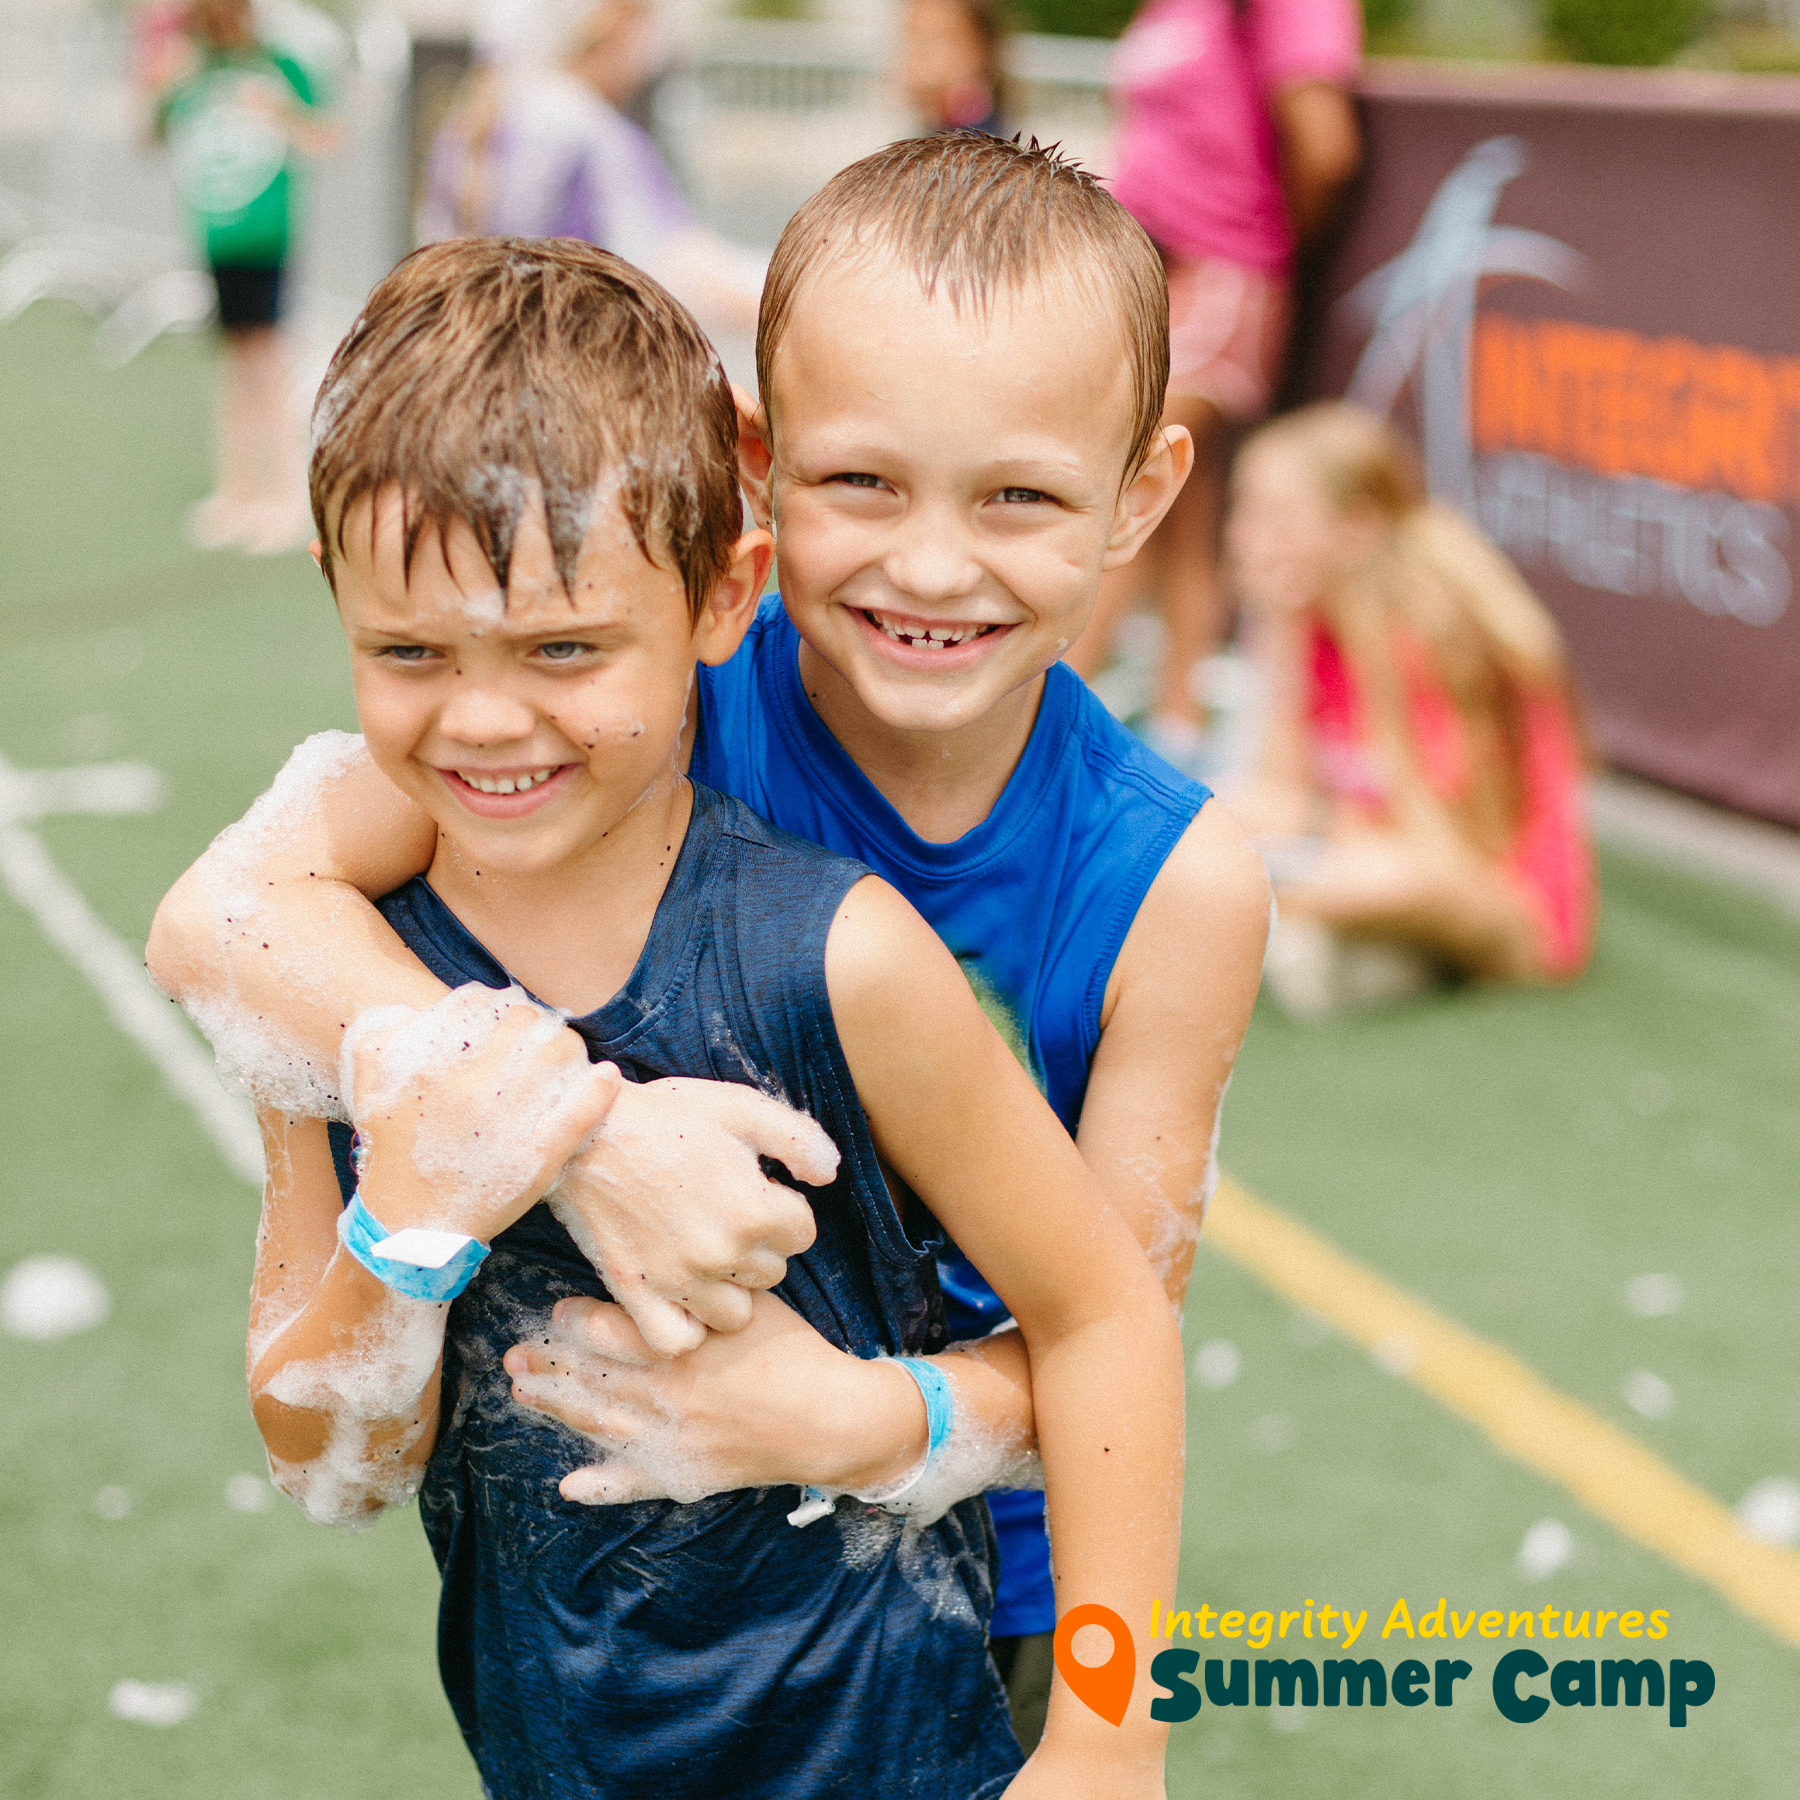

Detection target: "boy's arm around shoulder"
[1083, 798, 1272, 1298]
[146, 743, 828, 1351]
[825, 879, 1183, 1787]
[146, 742, 447, 1080]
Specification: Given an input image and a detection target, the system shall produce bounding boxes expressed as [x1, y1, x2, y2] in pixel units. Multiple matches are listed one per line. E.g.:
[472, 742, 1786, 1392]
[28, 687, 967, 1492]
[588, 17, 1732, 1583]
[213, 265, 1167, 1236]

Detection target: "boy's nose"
[435, 680, 539, 747]
[882, 509, 983, 606]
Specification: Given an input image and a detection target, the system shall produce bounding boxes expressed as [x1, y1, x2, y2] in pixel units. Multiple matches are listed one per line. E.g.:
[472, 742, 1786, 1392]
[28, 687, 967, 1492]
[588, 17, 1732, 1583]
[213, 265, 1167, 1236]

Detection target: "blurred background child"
[1069, 0, 1362, 773]
[419, 0, 765, 341]
[1222, 403, 1595, 1015]
[898, 0, 1011, 137]
[147, 0, 334, 554]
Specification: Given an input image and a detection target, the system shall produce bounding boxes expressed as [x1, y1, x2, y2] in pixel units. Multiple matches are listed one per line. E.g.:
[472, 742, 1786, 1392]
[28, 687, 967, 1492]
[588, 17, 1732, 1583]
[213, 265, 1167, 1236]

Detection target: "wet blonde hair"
[757, 132, 1169, 480]
[1245, 401, 1583, 843]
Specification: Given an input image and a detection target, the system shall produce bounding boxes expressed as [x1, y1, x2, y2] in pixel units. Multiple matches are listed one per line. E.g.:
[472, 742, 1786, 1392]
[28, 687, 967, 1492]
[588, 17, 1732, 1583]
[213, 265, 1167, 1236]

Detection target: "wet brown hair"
[309, 237, 740, 619]
[756, 133, 1169, 478]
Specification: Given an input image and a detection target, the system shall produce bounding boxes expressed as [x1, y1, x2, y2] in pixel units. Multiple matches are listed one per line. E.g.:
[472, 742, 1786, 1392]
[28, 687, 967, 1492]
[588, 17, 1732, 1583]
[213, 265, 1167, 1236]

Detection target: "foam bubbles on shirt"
[1, 1255, 110, 1339]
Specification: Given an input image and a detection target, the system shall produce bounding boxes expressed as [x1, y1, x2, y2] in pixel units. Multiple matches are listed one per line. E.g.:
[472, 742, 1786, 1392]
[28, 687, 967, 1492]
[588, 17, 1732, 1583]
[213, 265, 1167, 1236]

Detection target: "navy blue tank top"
[693, 599, 1210, 1634]
[328, 785, 1021, 1800]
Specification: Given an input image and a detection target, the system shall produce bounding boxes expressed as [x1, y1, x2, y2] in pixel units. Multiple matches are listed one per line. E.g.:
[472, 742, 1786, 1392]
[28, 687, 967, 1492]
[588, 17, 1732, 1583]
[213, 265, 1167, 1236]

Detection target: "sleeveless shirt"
[692, 599, 1211, 1635]
[328, 785, 1022, 1800]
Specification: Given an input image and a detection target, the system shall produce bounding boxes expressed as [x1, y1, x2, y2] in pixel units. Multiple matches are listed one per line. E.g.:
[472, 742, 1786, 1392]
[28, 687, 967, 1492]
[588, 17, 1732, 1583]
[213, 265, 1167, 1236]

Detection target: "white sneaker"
[1262, 916, 1437, 1021]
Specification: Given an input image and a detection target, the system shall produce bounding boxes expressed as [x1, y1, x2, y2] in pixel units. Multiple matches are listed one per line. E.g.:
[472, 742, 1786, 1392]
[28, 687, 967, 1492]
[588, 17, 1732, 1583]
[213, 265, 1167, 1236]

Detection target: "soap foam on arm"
[149, 731, 444, 1121]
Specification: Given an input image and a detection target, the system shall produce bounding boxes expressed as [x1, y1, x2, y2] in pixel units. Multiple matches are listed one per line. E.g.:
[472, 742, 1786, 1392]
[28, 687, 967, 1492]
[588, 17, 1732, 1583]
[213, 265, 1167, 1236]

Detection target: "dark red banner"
[1299, 59, 1800, 827]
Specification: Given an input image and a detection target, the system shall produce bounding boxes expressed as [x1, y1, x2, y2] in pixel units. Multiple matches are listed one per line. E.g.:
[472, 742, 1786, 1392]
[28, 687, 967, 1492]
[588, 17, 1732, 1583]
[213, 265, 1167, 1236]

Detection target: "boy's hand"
[346, 986, 620, 1243]
[503, 1290, 915, 1504]
[546, 1080, 833, 1356]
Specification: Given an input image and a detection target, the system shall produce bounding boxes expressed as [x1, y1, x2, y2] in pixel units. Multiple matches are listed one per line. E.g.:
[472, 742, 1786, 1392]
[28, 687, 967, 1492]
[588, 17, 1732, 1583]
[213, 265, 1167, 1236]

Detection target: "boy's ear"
[1102, 425, 1195, 571]
[694, 526, 776, 667]
[733, 382, 775, 531]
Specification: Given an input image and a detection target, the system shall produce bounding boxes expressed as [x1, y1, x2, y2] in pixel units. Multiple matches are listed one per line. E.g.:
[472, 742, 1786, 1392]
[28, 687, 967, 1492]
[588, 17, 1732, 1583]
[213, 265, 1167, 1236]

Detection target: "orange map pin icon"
[1053, 1603, 1136, 1726]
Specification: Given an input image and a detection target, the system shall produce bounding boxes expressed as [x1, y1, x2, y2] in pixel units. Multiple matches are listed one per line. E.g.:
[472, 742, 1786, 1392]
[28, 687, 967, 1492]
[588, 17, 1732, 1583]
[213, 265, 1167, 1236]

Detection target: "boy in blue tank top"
[150, 138, 1269, 1749]
[226, 237, 1183, 1798]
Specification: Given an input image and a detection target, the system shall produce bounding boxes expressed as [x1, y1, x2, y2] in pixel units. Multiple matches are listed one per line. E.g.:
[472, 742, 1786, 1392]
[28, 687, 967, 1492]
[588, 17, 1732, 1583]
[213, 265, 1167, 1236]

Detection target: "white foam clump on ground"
[1736, 1477, 1800, 1546]
[1517, 1517, 1574, 1579]
[94, 1486, 131, 1519]
[1371, 1331, 1417, 1375]
[177, 730, 373, 1121]
[0, 1255, 110, 1339]
[342, 985, 601, 1226]
[1621, 1369, 1674, 1419]
[108, 1680, 197, 1727]
[1193, 1339, 1240, 1389]
[1625, 1273, 1684, 1317]
[1252, 1412, 1295, 1453]
[225, 1472, 274, 1513]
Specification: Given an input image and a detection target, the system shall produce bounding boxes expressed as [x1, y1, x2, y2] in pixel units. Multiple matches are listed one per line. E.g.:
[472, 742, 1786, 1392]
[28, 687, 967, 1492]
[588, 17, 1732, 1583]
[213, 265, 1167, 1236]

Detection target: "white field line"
[0, 753, 263, 1186]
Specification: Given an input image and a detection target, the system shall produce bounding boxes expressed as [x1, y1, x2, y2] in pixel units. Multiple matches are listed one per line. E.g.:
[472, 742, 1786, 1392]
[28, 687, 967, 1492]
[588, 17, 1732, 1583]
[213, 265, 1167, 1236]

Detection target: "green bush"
[1362, 0, 1415, 41]
[1544, 0, 1711, 65]
[1012, 0, 1413, 42]
[1008, 0, 1139, 38]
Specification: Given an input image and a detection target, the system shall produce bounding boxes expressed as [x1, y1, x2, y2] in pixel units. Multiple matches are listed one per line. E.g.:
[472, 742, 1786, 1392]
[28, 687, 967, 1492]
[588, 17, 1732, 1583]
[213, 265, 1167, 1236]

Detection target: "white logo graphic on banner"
[1337, 137, 1788, 627]
[1342, 136, 1583, 512]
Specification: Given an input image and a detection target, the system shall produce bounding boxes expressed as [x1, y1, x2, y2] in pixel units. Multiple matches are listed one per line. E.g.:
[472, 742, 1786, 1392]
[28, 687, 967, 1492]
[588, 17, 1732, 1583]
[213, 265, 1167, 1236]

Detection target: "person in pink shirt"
[1070, 0, 1362, 771]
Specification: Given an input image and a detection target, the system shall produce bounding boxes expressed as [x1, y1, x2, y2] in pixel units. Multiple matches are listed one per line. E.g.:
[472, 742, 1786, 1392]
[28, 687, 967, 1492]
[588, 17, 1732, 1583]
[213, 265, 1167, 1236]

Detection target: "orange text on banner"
[1471, 312, 1800, 508]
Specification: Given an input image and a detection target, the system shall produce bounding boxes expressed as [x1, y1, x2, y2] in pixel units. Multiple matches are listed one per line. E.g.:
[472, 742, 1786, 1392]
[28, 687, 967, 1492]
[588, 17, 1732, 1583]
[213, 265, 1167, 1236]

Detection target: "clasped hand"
[345, 986, 838, 1353]
[502, 1290, 894, 1505]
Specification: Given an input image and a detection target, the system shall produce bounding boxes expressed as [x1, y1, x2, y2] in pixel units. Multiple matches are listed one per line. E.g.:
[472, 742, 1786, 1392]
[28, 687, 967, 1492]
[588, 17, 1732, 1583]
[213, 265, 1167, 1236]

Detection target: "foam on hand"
[170, 731, 375, 1121]
[341, 984, 602, 1231]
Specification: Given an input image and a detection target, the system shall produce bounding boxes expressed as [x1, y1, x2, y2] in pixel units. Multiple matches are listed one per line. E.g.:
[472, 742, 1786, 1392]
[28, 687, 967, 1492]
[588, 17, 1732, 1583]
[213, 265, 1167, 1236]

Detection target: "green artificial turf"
[1, 300, 1794, 1797]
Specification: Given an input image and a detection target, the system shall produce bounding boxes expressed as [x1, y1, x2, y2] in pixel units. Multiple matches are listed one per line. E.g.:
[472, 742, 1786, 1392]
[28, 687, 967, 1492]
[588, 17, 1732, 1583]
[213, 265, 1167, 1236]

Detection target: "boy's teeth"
[463, 768, 555, 795]
[873, 614, 993, 649]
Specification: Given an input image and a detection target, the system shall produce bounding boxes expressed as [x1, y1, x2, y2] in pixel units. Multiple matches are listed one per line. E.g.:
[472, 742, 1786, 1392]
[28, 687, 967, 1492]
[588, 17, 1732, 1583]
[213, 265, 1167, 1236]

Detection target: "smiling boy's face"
[331, 486, 764, 879]
[749, 252, 1186, 740]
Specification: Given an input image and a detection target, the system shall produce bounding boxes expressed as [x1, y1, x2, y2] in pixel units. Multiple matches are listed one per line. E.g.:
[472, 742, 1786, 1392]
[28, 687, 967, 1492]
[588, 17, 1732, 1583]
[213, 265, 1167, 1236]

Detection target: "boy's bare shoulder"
[822, 876, 954, 1004]
[1104, 799, 1271, 1027]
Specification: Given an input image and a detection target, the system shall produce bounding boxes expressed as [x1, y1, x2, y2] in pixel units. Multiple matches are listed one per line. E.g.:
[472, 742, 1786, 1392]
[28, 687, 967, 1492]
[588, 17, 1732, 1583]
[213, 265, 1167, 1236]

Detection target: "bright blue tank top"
[693, 599, 1210, 1635]
[328, 786, 1022, 1800]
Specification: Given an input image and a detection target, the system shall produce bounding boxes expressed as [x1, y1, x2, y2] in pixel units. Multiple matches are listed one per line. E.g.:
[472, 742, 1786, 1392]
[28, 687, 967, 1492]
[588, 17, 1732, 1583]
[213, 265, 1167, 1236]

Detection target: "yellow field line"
[1206, 1175, 1800, 1649]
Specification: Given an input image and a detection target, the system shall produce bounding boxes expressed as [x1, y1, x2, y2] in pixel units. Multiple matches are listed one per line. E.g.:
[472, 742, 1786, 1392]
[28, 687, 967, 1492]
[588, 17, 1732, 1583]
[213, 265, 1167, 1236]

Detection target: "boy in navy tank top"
[224, 238, 1184, 1797]
[151, 139, 1270, 1750]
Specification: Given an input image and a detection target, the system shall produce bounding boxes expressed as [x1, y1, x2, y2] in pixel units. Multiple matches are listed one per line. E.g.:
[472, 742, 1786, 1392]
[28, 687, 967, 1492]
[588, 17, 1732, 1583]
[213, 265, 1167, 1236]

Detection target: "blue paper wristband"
[787, 1353, 957, 1526]
[338, 1193, 489, 1303]
[892, 1356, 955, 1461]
